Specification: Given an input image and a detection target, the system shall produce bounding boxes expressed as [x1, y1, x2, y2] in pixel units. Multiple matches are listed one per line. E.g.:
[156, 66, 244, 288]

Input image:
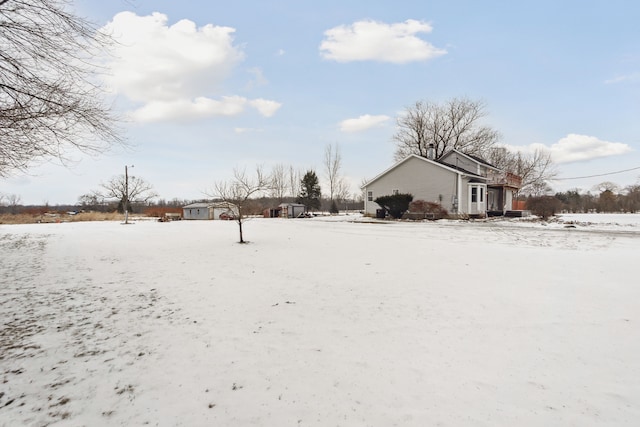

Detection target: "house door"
[487, 188, 500, 211]
[468, 184, 487, 215]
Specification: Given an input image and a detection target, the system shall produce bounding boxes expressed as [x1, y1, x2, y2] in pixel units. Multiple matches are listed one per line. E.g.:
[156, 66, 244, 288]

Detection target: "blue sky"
[2, 0, 640, 204]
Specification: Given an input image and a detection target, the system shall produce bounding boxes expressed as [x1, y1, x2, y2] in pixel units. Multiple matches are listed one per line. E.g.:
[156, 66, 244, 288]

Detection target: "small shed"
[183, 202, 239, 220]
[279, 203, 306, 218]
[263, 207, 281, 218]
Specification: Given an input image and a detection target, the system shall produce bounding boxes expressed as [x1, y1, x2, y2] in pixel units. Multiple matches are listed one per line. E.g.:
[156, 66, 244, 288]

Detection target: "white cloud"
[234, 127, 263, 134]
[506, 134, 633, 164]
[100, 12, 280, 122]
[131, 96, 281, 123]
[339, 114, 390, 133]
[604, 72, 640, 84]
[320, 19, 446, 63]
[249, 99, 282, 117]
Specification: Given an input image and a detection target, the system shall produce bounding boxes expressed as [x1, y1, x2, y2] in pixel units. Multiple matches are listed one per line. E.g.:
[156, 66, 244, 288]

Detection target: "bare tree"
[287, 165, 302, 199]
[78, 192, 104, 211]
[269, 163, 288, 202]
[95, 174, 157, 213]
[592, 181, 620, 193]
[323, 143, 347, 203]
[488, 147, 557, 197]
[393, 97, 500, 161]
[334, 179, 351, 204]
[0, 0, 122, 177]
[4, 193, 21, 213]
[209, 166, 270, 243]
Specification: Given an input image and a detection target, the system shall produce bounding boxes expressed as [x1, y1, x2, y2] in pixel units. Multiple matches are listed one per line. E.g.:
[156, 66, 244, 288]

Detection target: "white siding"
[183, 207, 211, 220]
[364, 156, 463, 215]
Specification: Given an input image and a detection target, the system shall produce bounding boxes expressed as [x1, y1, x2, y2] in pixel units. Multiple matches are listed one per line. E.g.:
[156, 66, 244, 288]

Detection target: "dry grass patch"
[0, 212, 125, 225]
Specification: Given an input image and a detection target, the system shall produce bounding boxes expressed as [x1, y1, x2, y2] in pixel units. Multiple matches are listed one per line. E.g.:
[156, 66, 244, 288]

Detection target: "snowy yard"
[1, 214, 639, 426]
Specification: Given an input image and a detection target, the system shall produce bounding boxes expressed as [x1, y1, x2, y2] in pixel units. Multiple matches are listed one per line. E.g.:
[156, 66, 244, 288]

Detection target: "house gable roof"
[440, 149, 502, 172]
[361, 154, 485, 189]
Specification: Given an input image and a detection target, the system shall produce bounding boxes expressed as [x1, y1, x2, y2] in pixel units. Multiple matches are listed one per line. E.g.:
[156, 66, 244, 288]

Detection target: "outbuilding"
[279, 203, 307, 218]
[182, 202, 239, 220]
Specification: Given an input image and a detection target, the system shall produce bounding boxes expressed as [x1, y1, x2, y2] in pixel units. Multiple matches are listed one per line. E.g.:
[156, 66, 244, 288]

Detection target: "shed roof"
[183, 203, 211, 209]
[183, 202, 238, 209]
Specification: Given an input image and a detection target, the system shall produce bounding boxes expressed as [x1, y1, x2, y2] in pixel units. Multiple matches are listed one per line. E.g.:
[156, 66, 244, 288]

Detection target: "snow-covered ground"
[1, 214, 639, 426]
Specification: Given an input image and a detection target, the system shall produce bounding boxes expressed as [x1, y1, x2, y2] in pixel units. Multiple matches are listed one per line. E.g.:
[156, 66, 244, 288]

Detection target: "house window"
[480, 187, 484, 203]
[392, 189, 399, 195]
[367, 191, 373, 201]
[471, 187, 477, 203]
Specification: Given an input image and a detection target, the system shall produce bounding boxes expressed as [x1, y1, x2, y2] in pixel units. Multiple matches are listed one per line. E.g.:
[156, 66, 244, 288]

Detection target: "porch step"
[504, 210, 531, 218]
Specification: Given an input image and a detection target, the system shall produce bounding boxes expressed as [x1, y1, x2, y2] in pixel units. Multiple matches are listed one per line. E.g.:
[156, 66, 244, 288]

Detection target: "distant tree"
[78, 193, 103, 211]
[374, 193, 413, 219]
[329, 199, 339, 214]
[592, 181, 620, 194]
[393, 97, 500, 161]
[94, 174, 157, 214]
[5, 193, 21, 214]
[597, 189, 618, 213]
[526, 195, 562, 219]
[269, 163, 289, 202]
[621, 185, 640, 213]
[209, 166, 270, 243]
[0, 0, 122, 176]
[297, 170, 321, 211]
[591, 182, 621, 212]
[323, 143, 349, 206]
[288, 166, 302, 199]
[554, 189, 584, 213]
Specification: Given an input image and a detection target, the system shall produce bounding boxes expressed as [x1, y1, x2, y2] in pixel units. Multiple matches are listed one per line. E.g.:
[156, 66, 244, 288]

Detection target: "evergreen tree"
[297, 170, 321, 211]
[374, 193, 413, 219]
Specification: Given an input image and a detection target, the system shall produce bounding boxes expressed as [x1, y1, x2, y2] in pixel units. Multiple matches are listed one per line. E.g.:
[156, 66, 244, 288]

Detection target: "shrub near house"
[405, 200, 449, 220]
[374, 193, 413, 219]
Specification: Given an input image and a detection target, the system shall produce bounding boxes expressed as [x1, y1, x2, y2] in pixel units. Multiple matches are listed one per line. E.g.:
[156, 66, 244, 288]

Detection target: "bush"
[526, 196, 562, 219]
[407, 200, 449, 219]
[374, 193, 413, 219]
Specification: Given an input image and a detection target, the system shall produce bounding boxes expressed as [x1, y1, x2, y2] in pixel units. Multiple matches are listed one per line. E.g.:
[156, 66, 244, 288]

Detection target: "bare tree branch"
[393, 97, 500, 161]
[487, 147, 557, 196]
[0, 0, 123, 176]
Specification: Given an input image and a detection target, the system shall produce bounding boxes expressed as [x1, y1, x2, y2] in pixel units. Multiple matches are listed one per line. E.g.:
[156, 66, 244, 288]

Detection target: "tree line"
[526, 182, 640, 218]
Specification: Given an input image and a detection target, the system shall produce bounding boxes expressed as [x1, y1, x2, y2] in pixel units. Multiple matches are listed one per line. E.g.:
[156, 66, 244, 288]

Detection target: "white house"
[361, 150, 521, 217]
[182, 202, 239, 220]
[439, 150, 521, 214]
